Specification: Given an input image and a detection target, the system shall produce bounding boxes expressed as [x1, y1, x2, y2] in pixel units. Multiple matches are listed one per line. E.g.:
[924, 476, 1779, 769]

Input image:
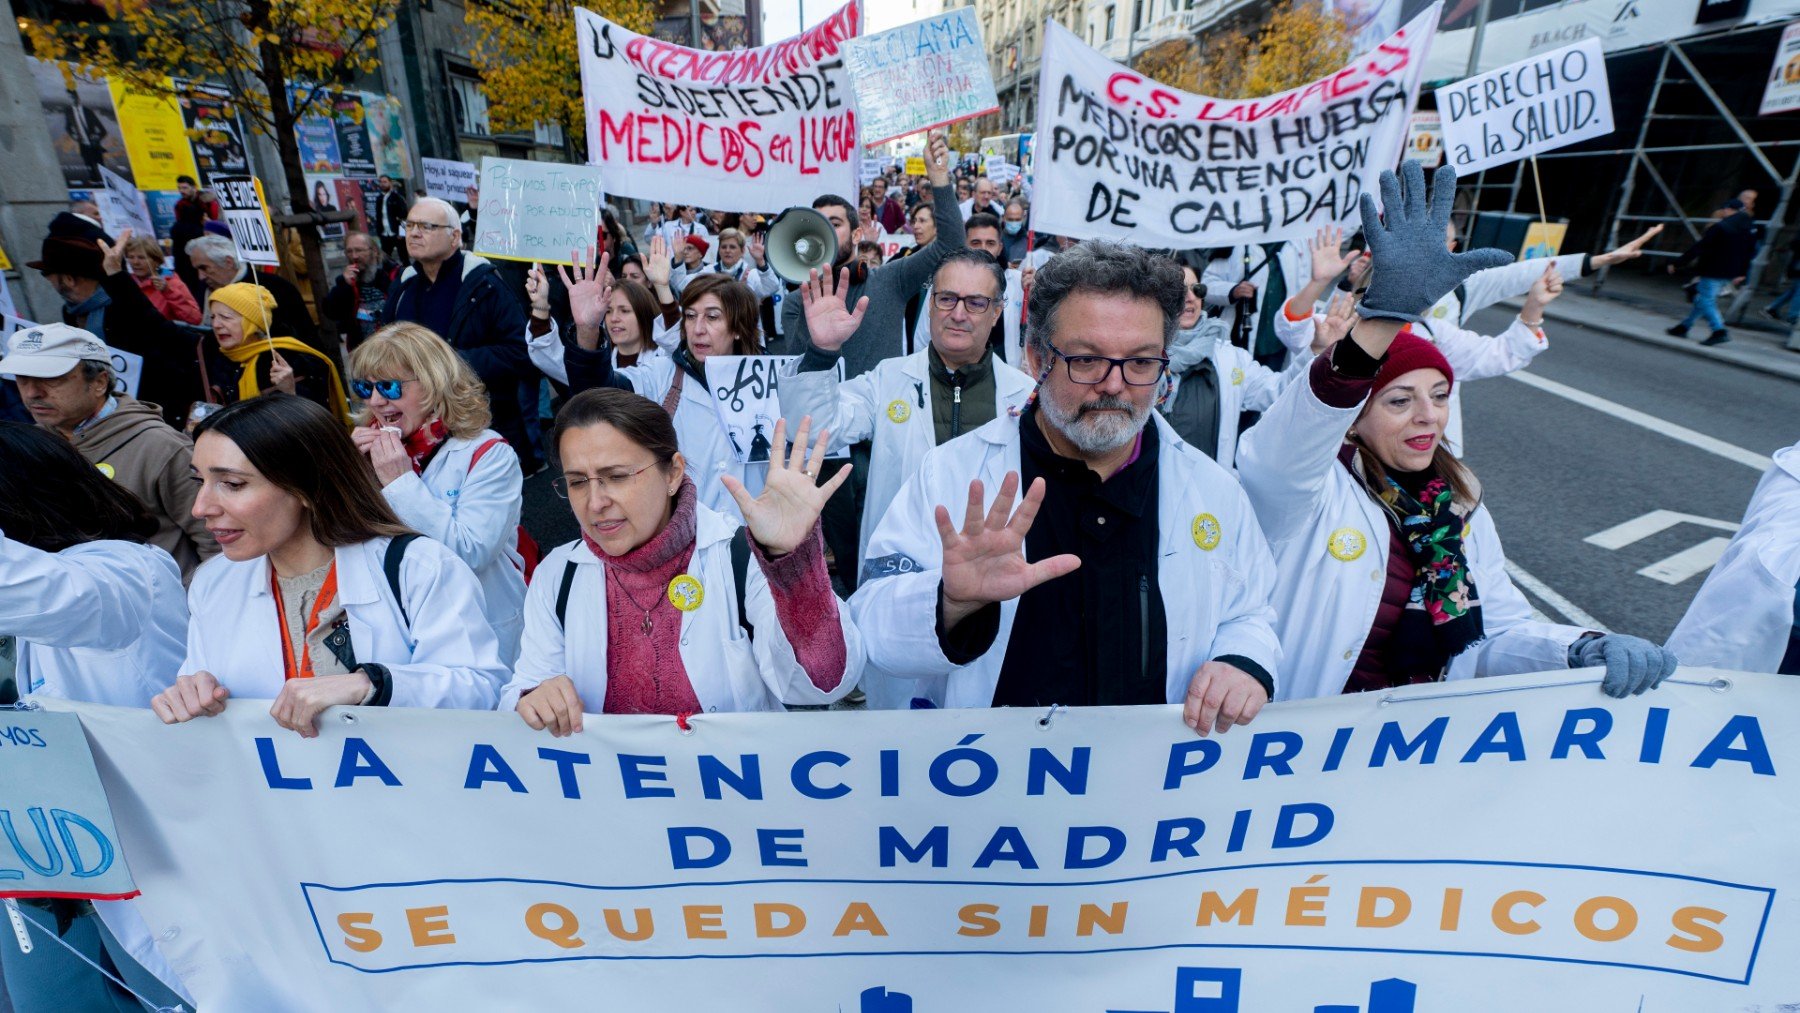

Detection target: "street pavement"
[1459, 304, 1795, 644]
[519, 305, 1796, 648]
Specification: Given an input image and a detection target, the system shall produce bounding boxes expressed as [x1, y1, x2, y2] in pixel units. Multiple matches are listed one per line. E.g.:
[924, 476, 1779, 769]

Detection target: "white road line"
[1506, 371, 1775, 472]
[1585, 510, 1740, 550]
[1637, 536, 1733, 585]
[1505, 562, 1610, 632]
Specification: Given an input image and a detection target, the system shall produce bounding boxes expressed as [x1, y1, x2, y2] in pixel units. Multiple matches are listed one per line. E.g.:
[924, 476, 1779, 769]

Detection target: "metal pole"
[1596, 45, 1671, 294]
[690, 0, 702, 47]
[1464, 0, 1493, 77]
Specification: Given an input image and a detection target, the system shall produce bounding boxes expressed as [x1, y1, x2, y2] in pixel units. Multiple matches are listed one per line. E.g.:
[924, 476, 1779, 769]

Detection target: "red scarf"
[403, 419, 449, 474]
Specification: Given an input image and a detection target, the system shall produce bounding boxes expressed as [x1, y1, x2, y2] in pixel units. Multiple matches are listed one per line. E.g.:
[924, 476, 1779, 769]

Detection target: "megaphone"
[766, 206, 839, 285]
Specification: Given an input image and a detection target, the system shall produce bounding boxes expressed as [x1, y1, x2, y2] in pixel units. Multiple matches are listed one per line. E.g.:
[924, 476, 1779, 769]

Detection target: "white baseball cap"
[0, 323, 110, 379]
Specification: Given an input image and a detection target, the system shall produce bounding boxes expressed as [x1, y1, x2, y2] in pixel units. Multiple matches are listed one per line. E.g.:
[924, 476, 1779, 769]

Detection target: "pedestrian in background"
[1667, 196, 1758, 347]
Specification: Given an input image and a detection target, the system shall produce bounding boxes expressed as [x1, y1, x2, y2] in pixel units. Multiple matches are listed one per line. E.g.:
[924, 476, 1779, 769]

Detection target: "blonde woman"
[123, 233, 202, 325]
[349, 323, 527, 662]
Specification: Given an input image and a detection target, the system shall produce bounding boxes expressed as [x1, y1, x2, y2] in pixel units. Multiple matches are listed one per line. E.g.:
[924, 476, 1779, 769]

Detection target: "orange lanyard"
[272, 562, 339, 681]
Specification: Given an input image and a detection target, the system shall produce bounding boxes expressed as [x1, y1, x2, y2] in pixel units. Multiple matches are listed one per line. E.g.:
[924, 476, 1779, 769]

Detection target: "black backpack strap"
[730, 527, 754, 637]
[554, 560, 578, 628]
[382, 533, 423, 628]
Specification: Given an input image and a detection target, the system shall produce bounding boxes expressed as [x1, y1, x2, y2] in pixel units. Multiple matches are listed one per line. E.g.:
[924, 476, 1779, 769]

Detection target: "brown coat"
[70, 397, 218, 581]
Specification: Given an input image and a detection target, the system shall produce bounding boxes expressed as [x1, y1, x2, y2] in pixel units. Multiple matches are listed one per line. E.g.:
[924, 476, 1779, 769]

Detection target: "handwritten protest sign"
[1439, 38, 1613, 175]
[904, 156, 927, 176]
[212, 176, 280, 267]
[421, 157, 478, 201]
[576, 3, 861, 210]
[0, 710, 137, 901]
[842, 8, 999, 147]
[106, 346, 143, 398]
[1032, 9, 1436, 247]
[470, 157, 604, 267]
[876, 228, 916, 262]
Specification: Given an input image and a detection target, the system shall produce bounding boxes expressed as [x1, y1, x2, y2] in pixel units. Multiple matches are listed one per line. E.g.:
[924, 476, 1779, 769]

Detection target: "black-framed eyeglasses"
[351, 378, 420, 400]
[1047, 341, 1168, 386]
[402, 220, 455, 234]
[552, 462, 659, 500]
[932, 290, 995, 313]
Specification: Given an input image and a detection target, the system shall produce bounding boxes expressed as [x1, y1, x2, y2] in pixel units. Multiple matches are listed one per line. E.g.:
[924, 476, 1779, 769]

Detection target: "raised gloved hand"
[1568, 634, 1679, 698]
[1356, 161, 1513, 322]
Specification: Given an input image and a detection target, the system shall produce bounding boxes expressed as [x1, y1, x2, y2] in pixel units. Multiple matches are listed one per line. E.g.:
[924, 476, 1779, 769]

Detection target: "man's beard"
[1038, 388, 1149, 456]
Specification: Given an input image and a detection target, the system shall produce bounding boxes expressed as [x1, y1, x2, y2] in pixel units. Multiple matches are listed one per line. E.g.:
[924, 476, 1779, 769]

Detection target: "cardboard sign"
[1521, 221, 1567, 260]
[876, 228, 917, 262]
[470, 157, 605, 267]
[1761, 22, 1800, 116]
[1439, 38, 1614, 175]
[96, 166, 157, 240]
[1407, 110, 1444, 166]
[576, 3, 861, 210]
[842, 8, 1000, 146]
[422, 158, 479, 202]
[0, 710, 138, 901]
[1031, 10, 1436, 247]
[106, 345, 143, 398]
[212, 176, 280, 267]
[904, 156, 928, 176]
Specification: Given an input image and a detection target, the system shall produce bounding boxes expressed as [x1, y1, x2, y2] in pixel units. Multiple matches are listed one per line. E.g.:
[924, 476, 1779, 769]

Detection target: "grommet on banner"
[1377, 694, 1396, 707]
[675, 712, 694, 734]
[340, 712, 359, 725]
[5, 899, 31, 954]
[1711, 677, 1733, 693]
[1038, 703, 1062, 729]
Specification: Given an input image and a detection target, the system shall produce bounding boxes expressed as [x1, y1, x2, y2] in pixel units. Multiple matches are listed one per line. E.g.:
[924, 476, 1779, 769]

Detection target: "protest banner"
[857, 160, 884, 186]
[0, 710, 137, 901]
[1406, 110, 1443, 166]
[107, 78, 201, 192]
[702, 354, 846, 463]
[903, 156, 927, 176]
[1438, 38, 1614, 176]
[876, 228, 916, 262]
[422, 157, 479, 201]
[211, 176, 280, 267]
[841, 8, 999, 147]
[1761, 22, 1800, 116]
[96, 165, 157, 240]
[35, 670, 1800, 1009]
[1031, 10, 1436, 248]
[470, 157, 605, 268]
[575, 3, 861, 210]
[104, 345, 143, 398]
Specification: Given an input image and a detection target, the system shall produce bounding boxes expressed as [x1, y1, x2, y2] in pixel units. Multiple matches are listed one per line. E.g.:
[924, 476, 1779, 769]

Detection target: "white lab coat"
[500, 503, 864, 712]
[1202, 242, 1313, 338]
[1235, 370, 1587, 701]
[4, 534, 186, 706]
[913, 269, 1026, 368]
[527, 324, 672, 386]
[1438, 253, 1587, 327]
[1160, 328, 1307, 469]
[613, 355, 764, 519]
[183, 536, 504, 709]
[850, 412, 1283, 709]
[381, 430, 527, 664]
[1666, 442, 1800, 672]
[780, 348, 1035, 573]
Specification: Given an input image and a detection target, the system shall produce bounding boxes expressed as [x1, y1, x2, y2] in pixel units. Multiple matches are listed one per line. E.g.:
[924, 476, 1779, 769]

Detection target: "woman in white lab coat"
[1666, 438, 1800, 673]
[349, 322, 527, 662]
[501, 388, 863, 731]
[0, 423, 193, 1013]
[151, 394, 505, 737]
[1237, 161, 1678, 701]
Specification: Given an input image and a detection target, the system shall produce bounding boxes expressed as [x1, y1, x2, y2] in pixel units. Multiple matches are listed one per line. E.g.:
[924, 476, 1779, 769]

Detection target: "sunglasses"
[351, 378, 418, 400]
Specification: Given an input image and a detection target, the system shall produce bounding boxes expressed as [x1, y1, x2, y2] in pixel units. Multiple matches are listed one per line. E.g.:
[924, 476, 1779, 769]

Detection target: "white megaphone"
[766, 207, 839, 285]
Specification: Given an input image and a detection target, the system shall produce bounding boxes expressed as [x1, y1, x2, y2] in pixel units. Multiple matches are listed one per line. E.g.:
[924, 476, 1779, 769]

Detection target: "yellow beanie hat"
[210, 282, 279, 336]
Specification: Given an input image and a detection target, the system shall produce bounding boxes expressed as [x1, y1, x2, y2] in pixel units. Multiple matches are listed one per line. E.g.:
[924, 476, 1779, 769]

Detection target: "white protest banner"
[1032, 9, 1437, 247]
[576, 3, 861, 211]
[421, 157, 479, 201]
[0, 710, 138, 901]
[211, 176, 280, 267]
[1438, 38, 1614, 175]
[858, 160, 884, 185]
[988, 162, 1020, 186]
[876, 228, 916, 262]
[106, 345, 143, 398]
[841, 7, 999, 147]
[1761, 22, 1800, 116]
[38, 671, 1800, 1009]
[97, 165, 157, 240]
[983, 152, 1004, 176]
[702, 354, 846, 463]
[470, 157, 605, 268]
[1406, 110, 1444, 166]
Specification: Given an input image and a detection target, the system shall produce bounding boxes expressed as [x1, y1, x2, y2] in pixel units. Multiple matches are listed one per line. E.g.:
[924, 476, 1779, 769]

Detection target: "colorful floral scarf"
[1379, 472, 1485, 679]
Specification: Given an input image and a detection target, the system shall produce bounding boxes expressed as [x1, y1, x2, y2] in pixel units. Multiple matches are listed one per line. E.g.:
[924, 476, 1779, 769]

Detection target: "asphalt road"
[1458, 305, 1796, 644]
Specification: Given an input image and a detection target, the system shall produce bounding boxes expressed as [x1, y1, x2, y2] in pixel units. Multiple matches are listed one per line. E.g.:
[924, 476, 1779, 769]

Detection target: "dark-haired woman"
[528, 255, 768, 517]
[150, 394, 504, 737]
[500, 389, 863, 730]
[1238, 162, 1678, 701]
[0, 423, 194, 1013]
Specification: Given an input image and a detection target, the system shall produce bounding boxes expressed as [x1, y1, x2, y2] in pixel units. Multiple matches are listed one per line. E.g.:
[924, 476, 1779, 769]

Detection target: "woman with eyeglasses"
[526, 253, 769, 518]
[348, 323, 528, 663]
[1237, 163, 1677, 703]
[501, 388, 863, 729]
[151, 394, 505, 738]
[203, 281, 351, 423]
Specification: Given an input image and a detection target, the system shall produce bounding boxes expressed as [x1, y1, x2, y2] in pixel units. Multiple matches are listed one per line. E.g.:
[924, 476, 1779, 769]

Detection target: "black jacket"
[77, 272, 204, 427]
[1674, 212, 1758, 280]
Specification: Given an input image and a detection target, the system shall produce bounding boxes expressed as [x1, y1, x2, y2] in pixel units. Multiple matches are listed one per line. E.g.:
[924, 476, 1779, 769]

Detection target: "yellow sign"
[904, 157, 927, 176]
[1520, 221, 1567, 262]
[0, 241, 11, 271]
[1326, 527, 1367, 562]
[886, 399, 912, 423]
[1191, 513, 1222, 551]
[667, 574, 705, 612]
[108, 78, 200, 191]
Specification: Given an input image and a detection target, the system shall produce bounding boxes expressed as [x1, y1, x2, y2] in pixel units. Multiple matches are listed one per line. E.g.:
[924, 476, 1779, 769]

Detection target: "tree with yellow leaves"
[1135, 1, 1354, 99]
[467, 0, 654, 153]
[21, 0, 399, 313]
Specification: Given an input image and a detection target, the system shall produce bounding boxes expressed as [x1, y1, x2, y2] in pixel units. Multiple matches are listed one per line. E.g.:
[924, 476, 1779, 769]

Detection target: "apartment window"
[448, 71, 490, 137]
[534, 121, 565, 147]
[1104, 5, 1115, 39]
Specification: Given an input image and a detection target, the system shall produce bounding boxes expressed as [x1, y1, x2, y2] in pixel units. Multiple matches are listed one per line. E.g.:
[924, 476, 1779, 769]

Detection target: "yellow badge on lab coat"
[1231, 368, 1244, 386]
[96, 462, 115, 479]
[886, 399, 911, 423]
[667, 575, 705, 611]
[1191, 513, 1222, 551]
[1327, 528, 1367, 561]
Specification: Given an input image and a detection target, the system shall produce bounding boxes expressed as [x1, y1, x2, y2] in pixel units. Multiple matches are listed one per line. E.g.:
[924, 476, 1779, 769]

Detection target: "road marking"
[1585, 510, 1740, 550]
[1637, 536, 1732, 585]
[1505, 562, 1610, 632]
[1506, 371, 1775, 472]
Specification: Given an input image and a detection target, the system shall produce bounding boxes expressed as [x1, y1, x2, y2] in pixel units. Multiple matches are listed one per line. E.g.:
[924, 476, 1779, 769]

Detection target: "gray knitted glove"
[1356, 161, 1514, 322]
[1569, 633, 1679, 698]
